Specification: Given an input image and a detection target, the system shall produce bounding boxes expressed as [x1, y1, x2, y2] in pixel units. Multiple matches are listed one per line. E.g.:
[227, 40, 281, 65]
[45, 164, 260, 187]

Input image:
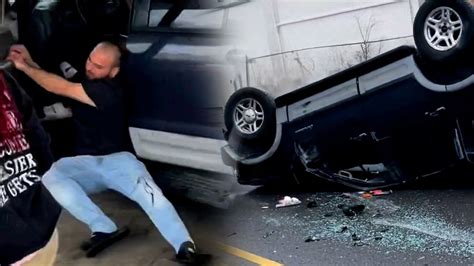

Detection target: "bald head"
[95, 42, 121, 67]
[85, 42, 121, 80]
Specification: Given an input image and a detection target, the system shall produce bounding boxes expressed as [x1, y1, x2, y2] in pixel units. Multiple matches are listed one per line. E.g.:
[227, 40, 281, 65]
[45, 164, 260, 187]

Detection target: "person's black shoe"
[80, 226, 130, 257]
[176, 241, 197, 264]
[176, 241, 212, 265]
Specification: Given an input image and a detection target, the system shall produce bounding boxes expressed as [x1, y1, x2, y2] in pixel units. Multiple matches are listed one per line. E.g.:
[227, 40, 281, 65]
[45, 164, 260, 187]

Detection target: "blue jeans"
[42, 151, 192, 253]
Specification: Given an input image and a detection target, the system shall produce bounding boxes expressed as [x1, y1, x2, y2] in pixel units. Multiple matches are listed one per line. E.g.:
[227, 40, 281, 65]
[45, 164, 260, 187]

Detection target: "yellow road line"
[213, 241, 283, 266]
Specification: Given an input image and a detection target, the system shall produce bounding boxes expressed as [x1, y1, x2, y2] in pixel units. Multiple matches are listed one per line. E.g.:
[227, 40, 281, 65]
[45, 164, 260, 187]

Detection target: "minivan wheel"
[414, 0, 473, 64]
[224, 87, 276, 155]
[233, 97, 265, 136]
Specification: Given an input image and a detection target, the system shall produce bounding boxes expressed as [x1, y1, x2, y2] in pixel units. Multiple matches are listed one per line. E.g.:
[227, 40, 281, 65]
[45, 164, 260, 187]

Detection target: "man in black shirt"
[7, 42, 199, 263]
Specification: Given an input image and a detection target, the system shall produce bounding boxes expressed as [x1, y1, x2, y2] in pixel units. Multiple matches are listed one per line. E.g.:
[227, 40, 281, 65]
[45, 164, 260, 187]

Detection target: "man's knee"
[116, 152, 146, 171]
[42, 163, 77, 205]
[52, 157, 77, 171]
[42, 157, 79, 185]
[41, 157, 72, 183]
[42, 180, 76, 207]
[41, 165, 60, 187]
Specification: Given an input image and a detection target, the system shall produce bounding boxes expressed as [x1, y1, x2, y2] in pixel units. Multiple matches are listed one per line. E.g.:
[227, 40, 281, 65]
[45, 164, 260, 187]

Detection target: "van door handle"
[351, 132, 389, 142]
[425, 106, 446, 118]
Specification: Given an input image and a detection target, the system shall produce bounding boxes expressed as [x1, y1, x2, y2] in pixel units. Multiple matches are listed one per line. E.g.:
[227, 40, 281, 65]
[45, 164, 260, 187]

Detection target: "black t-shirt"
[71, 77, 130, 156]
[0, 70, 61, 265]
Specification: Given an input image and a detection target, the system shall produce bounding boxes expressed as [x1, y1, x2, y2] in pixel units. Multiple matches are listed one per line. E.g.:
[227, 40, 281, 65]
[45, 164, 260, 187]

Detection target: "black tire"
[224, 87, 276, 155]
[414, 0, 474, 64]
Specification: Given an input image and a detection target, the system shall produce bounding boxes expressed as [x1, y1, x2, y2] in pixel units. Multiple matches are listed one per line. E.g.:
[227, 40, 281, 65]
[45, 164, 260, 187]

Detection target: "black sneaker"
[176, 241, 212, 265]
[176, 241, 197, 264]
[80, 226, 130, 257]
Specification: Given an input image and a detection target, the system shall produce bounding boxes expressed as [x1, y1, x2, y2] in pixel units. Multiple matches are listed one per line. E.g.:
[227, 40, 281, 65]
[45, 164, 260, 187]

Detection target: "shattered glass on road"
[258, 190, 473, 261]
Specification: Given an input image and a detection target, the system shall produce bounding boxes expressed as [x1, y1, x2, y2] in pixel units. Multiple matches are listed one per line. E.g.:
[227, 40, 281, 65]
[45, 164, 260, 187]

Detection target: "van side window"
[131, 0, 249, 32]
[148, 0, 224, 29]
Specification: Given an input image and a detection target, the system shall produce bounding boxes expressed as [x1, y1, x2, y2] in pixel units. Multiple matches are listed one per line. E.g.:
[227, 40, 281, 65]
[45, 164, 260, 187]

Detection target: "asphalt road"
[55, 166, 474, 265]
[218, 187, 474, 265]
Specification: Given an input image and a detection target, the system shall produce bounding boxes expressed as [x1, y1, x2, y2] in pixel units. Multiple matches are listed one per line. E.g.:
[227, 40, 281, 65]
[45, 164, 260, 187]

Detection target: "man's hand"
[6, 44, 39, 71]
[7, 50, 29, 71]
[9, 44, 33, 62]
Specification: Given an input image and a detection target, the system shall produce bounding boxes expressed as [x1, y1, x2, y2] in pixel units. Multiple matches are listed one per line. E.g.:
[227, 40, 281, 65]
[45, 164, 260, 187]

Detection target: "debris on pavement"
[372, 211, 383, 218]
[276, 196, 302, 208]
[338, 226, 349, 233]
[351, 233, 367, 247]
[305, 236, 320, 242]
[351, 233, 361, 241]
[371, 190, 392, 196]
[307, 200, 318, 208]
[342, 190, 393, 200]
[261, 191, 474, 261]
[261, 205, 270, 209]
[341, 192, 353, 198]
[341, 204, 366, 217]
[226, 232, 237, 237]
[263, 230, 276, 239]
[353, 241, 366, 247]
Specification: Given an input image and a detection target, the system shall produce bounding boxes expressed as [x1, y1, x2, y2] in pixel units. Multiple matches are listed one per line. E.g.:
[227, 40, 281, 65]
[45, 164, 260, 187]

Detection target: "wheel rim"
[233, 98, 264, 134]
[424, 6, 463, 51]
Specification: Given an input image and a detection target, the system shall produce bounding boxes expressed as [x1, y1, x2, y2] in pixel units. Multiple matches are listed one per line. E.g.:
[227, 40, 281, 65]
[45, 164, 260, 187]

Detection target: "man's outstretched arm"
[7, 44, 96, 107]
[22, 66, 96, 107]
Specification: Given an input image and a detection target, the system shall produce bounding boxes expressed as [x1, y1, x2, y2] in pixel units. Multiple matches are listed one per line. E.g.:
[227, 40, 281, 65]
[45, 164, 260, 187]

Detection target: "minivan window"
[131, 0, 249, 32]
[148, 8, 224, 29]
[148, 0, 227, 30]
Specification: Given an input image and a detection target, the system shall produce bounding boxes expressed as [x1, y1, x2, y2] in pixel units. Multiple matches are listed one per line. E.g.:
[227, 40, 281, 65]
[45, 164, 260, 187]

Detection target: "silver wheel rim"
[233, 98, 264, 134]
[424, 6, 463, 51]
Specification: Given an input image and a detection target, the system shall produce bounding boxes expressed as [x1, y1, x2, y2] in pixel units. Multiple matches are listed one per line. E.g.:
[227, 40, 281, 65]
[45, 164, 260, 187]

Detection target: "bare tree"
[332, 15, 383, 74]
[355, 15, 383, 62]
[293, 51, 314, 77]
